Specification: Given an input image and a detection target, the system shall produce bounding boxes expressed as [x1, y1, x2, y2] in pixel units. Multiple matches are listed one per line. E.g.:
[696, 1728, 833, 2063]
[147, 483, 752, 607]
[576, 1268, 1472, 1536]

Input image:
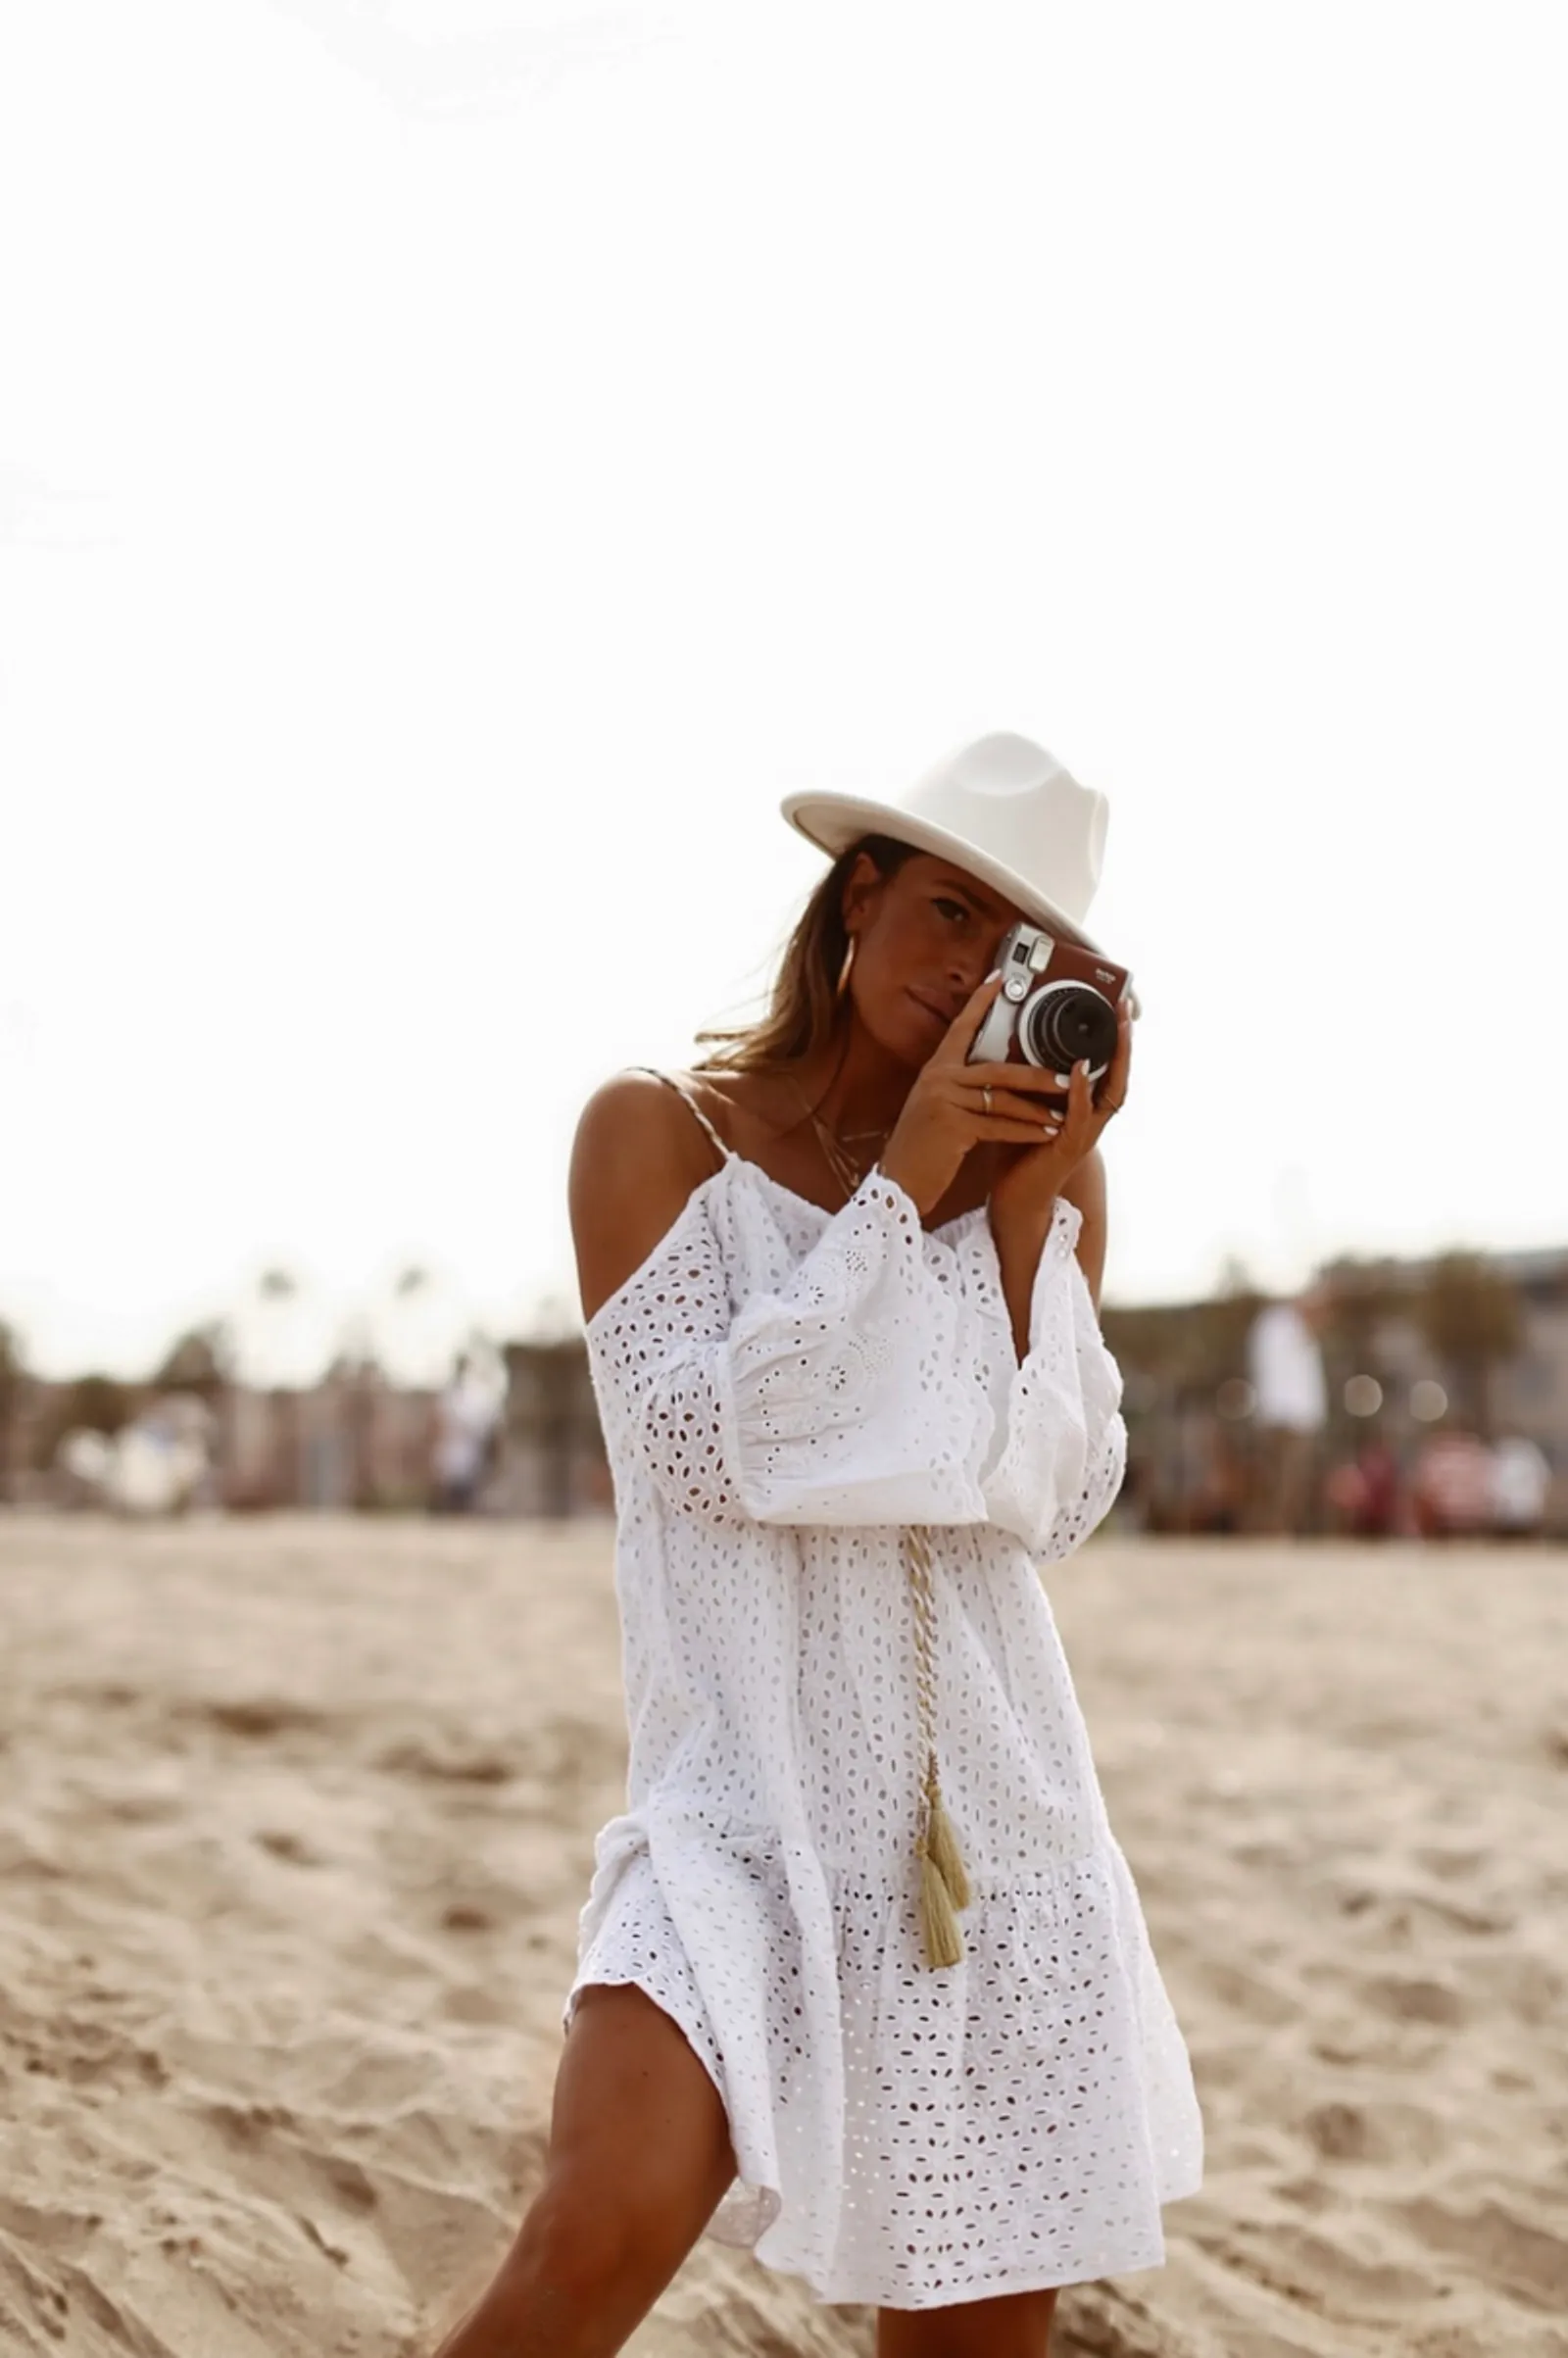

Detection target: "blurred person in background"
[1411, 1422, 1494, 1541]
[58, 1392, 215, 1516]
[1245, 1285, 1329, 1536]
[426, 734, 1202, 2355]
[430, 1351, 501, 1515]
[1489, 1433, 1550, 1542]
[1325, 1435, 1403, 1540]
[1190, 1422, 1245, 1536]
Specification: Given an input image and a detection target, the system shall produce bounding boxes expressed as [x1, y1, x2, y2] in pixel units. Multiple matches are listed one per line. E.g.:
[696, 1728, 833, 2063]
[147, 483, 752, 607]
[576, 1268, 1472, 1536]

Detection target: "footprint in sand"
[194, 1697, 332, 1741]
[1358, 1974, 1470, 2028]
[1414, 1845, 1487, 1883]
[1392, 2197, 1568, 2311]
[1298, 2095, 1446, 2170]
[1300, 2098, 1387, 2162]
[375, 1739, 515, 1786]
[253, 1828, 322, 1865]
[440, 1903, 496, 1933]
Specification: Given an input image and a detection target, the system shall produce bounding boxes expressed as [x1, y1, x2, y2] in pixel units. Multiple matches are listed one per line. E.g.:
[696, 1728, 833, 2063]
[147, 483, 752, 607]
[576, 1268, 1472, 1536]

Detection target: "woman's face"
[843, 849, 1022, 1067]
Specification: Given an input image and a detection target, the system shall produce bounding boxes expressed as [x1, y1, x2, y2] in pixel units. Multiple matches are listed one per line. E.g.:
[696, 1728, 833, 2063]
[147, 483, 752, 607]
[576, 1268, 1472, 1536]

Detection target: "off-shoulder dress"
[562, 1079, 1202, 2311]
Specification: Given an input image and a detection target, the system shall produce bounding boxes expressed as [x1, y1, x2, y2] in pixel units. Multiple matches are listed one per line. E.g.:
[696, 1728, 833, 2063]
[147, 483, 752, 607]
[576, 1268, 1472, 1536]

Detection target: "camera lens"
[1018, 983, 1117, 1073]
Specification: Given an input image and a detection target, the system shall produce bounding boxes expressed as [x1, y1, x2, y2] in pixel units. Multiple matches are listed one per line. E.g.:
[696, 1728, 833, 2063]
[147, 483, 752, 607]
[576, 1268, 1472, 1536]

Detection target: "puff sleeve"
[585, 1170, 1000, 1528]
[947, 1198, 1129, 1559]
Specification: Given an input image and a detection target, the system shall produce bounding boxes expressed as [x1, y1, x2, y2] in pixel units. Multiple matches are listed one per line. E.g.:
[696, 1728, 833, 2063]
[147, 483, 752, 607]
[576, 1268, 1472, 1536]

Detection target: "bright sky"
[3, 1, 1564, 1384]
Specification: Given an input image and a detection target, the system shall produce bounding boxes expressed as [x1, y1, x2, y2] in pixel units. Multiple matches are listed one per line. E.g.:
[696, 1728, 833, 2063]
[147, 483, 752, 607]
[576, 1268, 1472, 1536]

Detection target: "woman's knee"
[551, 1983, 736, 2225]
[501, 2161, 706, 2318]
[506, 2175, 635, 2300]
[466, 1981, 733, 2341]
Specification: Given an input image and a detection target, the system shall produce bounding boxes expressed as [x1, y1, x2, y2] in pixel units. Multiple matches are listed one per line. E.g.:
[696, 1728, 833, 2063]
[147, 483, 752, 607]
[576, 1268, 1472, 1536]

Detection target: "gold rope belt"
[903, 1524, 972, 1968]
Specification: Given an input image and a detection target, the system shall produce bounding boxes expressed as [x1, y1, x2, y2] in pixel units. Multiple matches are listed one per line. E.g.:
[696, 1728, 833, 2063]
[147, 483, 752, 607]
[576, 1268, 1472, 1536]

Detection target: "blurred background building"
[1104, 1241, 1567, 1540]
[2, 1236, 1564, 1537]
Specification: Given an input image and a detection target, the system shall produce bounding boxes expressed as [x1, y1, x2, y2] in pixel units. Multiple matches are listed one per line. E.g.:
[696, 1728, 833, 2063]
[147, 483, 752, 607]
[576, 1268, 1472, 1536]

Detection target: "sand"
[2, 1514, 1566, 2358]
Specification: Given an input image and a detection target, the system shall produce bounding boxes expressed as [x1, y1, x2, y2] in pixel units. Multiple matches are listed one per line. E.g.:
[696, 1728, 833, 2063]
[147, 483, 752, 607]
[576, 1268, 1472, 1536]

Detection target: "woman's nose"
[948, 939, 1001, 992]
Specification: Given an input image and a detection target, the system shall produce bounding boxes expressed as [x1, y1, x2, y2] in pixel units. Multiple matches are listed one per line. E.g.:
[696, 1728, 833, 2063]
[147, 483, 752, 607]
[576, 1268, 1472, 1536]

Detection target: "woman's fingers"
[1095, 1000, 1134, 1114]
[938, 1066, 1064, 1127]
[957, 1057, 1072, 1098]
[973, 1116, 1065, 1145]
[972, 1086, 1063, 1130]
[932, 973, 1007, 1066]
[943, 1024, 1131, 1144]
[940, 1068, 1066, 1140]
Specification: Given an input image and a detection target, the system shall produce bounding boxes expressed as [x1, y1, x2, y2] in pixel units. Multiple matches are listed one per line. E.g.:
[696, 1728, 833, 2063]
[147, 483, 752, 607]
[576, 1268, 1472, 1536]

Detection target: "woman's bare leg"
[428, 1982, 737, 2358]
[876, 2285, 1059, 2358]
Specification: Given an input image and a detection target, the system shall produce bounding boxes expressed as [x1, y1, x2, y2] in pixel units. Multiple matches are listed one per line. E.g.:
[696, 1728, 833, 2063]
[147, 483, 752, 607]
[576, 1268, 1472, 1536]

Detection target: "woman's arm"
[975, 1194, 1128, 1559]
[947, 1149, 1126, 1560]
[988, 1135, 1110, 1361]
[981, 989, 1129, 1357]
[1059, 1146, 1108, 1308]
[570, 1073, 1000, 1529]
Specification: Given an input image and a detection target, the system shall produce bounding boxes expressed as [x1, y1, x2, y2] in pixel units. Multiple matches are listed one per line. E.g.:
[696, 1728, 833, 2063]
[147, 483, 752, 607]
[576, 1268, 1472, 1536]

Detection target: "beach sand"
[2, 1514, 1566, 2357]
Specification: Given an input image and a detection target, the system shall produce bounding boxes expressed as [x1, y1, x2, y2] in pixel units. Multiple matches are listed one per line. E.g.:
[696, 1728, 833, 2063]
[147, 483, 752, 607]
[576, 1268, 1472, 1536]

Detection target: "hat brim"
[781, 789, 1109, 957]
[780, 787, 1143, 1018]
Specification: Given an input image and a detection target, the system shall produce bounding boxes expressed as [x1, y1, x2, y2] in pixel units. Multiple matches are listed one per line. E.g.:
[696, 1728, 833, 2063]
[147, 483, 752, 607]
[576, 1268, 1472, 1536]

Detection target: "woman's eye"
[934, 898, 970, 925]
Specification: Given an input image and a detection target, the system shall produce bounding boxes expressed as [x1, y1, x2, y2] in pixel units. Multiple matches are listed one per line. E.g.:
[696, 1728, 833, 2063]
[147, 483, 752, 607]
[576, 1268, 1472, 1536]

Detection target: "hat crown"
[778, 727, 1120, 961]
[901, 732, 1108, 925]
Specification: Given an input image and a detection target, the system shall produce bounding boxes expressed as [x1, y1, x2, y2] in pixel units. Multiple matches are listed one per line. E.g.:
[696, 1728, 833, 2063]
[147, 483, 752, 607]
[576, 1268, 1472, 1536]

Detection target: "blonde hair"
[694, 834, 916, 1073]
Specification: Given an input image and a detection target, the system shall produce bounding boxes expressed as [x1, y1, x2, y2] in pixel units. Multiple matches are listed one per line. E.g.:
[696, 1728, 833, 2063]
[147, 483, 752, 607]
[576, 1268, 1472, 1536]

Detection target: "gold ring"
[982, 1085, 993, 1114]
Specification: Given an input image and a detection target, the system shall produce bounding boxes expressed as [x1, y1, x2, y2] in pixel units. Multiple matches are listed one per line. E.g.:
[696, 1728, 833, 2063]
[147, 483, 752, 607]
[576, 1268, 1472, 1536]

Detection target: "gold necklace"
[791, 1078, 889, 1204]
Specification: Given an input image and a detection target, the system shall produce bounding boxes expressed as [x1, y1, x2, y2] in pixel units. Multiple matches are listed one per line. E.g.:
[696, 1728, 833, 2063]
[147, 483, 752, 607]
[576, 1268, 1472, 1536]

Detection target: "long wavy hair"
[694, 834, 917, 1073]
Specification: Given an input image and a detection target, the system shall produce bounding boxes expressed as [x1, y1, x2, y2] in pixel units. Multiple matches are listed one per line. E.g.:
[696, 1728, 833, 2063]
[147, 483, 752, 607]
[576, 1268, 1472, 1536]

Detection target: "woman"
[432, 733, 1202, 2358]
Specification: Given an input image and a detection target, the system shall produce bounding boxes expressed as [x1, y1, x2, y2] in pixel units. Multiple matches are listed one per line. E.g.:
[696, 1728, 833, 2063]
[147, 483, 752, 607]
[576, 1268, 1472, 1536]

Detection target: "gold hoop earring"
[836, 937, 858, 1002]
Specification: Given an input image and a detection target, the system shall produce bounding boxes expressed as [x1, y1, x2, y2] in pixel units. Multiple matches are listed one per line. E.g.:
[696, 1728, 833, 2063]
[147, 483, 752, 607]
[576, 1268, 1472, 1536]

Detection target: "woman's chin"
[863, 1007, 938, 1072]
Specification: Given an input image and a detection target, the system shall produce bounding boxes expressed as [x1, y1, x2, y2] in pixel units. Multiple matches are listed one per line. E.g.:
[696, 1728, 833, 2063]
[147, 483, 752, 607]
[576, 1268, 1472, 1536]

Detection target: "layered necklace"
[791, 1077, 891, 1204]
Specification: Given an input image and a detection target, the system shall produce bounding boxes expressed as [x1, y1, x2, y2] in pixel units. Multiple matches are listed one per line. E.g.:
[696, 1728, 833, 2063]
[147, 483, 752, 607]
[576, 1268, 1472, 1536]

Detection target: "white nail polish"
[1054, 1073, 1072, 1088]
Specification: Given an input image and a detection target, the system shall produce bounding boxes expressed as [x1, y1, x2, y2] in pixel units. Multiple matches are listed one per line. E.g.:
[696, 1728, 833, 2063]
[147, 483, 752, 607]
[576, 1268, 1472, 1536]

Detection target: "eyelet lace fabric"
[562, 1157, 1203, 2309]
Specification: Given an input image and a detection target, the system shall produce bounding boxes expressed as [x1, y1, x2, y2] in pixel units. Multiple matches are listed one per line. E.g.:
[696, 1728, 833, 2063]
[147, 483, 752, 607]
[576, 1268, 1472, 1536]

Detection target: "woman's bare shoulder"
[568, 1072, 724, 1323]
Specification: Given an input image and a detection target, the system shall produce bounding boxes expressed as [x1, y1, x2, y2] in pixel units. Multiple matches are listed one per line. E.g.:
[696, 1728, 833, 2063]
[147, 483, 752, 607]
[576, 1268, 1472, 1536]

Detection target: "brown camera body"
[966, 921, 1131, 1094]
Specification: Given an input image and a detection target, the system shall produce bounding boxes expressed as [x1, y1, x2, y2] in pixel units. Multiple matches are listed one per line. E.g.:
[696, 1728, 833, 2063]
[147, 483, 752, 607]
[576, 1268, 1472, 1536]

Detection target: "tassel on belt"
[903, 1523, 971, 1968]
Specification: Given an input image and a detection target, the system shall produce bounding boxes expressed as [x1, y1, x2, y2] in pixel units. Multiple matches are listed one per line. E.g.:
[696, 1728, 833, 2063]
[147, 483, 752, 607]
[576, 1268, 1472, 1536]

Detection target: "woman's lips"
[906, 989, 951, 1029]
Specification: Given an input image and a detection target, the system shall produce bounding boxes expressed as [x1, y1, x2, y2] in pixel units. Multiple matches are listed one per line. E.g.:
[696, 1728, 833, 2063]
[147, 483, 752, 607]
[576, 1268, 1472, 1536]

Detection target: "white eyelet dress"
[562, 1083, 1203, 2311]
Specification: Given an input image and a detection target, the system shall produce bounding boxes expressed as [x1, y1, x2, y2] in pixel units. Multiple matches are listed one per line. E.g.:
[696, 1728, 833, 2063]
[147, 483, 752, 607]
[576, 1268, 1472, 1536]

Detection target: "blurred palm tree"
[247, 1266, 306, 1389]
[60, 1373, 137, 1434]
[1103, 1261, 1273, 1535]
[1103, 1275, 1266, 1407]
[44, 1372, 139, 1471]
[1315, 1256, 1413, 1429]
[1318, 1257, 1407, 1356]
[502, 1333, 597, 1517]
[151, 1320, 237, 1501]
[152, 1320, 234, 1403]
[388, 1263, 437, 1386]
[1413, 1251, 1523, 1437]
[382, 1263, 476, 1392]
[326, 1313, 383, 1510]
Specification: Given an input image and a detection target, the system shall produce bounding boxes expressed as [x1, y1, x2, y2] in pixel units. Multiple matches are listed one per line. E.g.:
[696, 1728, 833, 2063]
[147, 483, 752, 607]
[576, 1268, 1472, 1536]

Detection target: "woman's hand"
[987, 988, 1133, 1231]
[879, 972, 1127, 1217]
[984, 993, 1131, 1353]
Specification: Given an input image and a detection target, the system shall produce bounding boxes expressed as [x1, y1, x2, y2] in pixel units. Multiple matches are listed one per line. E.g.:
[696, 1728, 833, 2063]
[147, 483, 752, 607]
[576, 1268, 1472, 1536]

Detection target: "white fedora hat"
[781, 731, 1114, 958]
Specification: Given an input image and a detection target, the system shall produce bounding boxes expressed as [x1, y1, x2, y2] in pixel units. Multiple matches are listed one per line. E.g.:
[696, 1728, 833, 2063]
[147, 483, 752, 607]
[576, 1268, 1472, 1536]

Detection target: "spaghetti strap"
[629, 1065, 735, 1170]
